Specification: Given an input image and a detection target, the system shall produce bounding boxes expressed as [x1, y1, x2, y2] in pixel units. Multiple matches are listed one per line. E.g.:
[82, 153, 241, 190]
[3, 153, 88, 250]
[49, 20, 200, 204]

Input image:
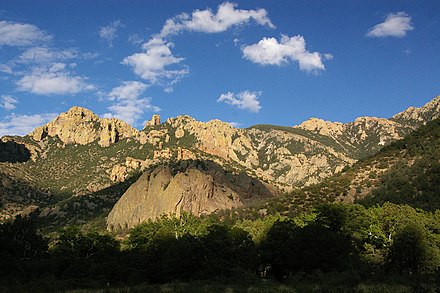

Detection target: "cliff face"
[106, 160, 274, 230]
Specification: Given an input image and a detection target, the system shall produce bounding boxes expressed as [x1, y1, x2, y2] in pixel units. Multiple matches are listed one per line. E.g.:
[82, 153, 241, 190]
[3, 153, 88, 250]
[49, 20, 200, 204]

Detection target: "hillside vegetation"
[231, 118, 440, 220]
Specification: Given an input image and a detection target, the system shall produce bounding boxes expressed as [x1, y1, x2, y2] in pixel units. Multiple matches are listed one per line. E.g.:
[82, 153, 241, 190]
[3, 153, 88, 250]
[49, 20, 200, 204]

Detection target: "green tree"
[259, 219, 298, 280]
[200, 224, 257, 278]
[315, 204, 347, 231]
[0, 216, 48, 259]
[52, 226, 119, 259]
[387, 222, 439, 274]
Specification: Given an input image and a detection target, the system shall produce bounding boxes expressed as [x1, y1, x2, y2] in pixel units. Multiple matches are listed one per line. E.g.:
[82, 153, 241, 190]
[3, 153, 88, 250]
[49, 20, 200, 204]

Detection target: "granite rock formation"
[107, 160, 275, 230]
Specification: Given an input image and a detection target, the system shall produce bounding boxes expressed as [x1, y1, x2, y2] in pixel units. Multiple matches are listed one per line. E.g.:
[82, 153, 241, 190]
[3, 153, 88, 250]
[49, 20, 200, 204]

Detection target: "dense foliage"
[1, 203, 439, 291]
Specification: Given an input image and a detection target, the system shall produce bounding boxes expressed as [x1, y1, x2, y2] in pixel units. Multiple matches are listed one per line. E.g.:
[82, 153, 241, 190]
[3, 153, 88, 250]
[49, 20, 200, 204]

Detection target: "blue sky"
[1, 0, 439, 136]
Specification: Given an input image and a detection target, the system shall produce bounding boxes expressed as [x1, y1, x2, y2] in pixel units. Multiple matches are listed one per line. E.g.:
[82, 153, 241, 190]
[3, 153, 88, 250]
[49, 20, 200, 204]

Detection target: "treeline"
[1, 203, 439, 290]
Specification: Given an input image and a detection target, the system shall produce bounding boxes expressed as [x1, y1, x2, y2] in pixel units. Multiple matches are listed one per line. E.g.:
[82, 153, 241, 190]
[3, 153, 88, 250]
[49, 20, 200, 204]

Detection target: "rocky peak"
[99, 118, 139, 147]
[166, 115, 196, 128]
[352, 116, 398, 128]
[62, 106, 99, 121]
[205, 119, 234, 129]
[144, 114, 161, 129]
[392, 95, 440, 128]
[295, 117, 344, 136]
[29, 106, 140, 147]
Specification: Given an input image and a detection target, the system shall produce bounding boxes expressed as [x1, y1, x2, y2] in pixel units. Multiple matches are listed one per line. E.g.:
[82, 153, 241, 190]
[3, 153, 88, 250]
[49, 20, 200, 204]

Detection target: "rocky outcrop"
[177, 147, 196, 160]
[144, 114, 161, 128]
[31, 106, 100, 145]
[153, 148, 172, 160]
[297, 118, 344, 137]
[98, 118, 138, 147]
[110, 165, 128, 182]
[167, 116, 242, 161]
[296, 115, 409, 157]
[106, 160, 275, 231]
[392, 95, 440, 128]
[296, 96, 440, 152]
[30, 106, 139, 147]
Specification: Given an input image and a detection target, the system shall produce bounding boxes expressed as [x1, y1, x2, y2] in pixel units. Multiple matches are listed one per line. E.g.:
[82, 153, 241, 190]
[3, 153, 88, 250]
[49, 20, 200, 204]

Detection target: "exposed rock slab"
[107, 160, 275, 231]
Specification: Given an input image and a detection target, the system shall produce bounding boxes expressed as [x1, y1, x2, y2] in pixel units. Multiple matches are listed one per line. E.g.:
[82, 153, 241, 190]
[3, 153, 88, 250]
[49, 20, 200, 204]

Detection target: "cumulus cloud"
[106, 81, 160, 125]
[0, 20, 95, 97]
[0, 20, 52, 47]
[99, 20, 123, 47]
[242, 34, 331, 73]
[367, 12, 413, 38]
[122, 38, 188, 86]
[217, 90, 261, 113]
[16, 63, 93, 95]
[0, 95, 18, 110]
[109, 80, 147, 101]
[160, 2, 274, 37]
[124, 3, 274, 90]
[0, 112, 57, 137]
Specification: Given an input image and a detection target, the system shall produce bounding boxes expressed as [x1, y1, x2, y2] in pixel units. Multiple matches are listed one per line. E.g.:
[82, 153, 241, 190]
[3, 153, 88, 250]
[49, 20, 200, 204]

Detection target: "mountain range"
[0, 95, 439, 231]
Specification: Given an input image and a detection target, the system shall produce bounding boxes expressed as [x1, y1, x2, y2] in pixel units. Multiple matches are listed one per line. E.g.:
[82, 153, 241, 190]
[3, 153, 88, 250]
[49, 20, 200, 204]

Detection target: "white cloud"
[0, 95, 18, 110]
[123, 3, 274, 91]
[106, 81, 160, 125]
[160, 2, 274, 37]
[217, 90, 261, 113]
[122, 37, 188, 85]
[0, 21, 96, 97]
[105, 98, 160, 126]
[0, 20, 52, 47]
[18, 46, 78, 64]
[367, 12, 413, 38]
[81, 52, 100, 60]
[242, 35, 330, 73]
[109, 81, 148, 101]
[16, 63, 93, 95]
[128, 34, 144, 45]
[0, 112, 57, 137]
[0, 64, 12, 74]
[99, 20, 123, 47]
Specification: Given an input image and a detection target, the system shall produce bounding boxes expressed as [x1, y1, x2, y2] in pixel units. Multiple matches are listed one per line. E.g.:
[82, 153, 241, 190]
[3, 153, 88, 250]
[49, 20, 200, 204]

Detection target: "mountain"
[0, 95, 439, 229]
[234, 117, 440, 220]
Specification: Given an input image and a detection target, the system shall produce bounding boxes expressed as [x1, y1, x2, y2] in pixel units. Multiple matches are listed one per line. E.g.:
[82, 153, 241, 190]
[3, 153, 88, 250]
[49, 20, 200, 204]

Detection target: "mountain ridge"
[0, 95, 439, 227]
